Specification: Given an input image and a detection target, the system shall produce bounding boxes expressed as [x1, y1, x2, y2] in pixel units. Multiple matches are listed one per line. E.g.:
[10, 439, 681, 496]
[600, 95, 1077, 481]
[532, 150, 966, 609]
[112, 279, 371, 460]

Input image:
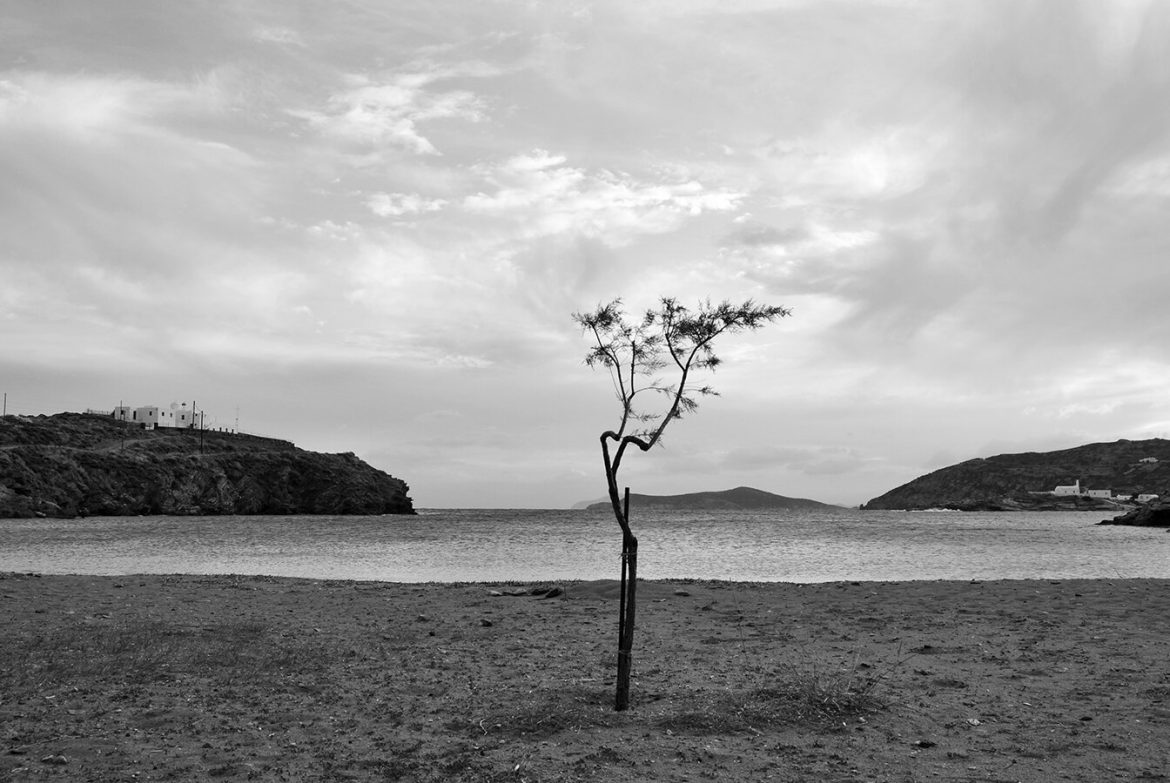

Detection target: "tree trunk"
[615, 488, 638, 711]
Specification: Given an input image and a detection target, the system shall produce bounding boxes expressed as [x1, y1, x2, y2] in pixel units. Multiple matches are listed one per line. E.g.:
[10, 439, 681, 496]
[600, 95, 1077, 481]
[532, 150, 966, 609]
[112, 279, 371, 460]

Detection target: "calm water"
[0, 508, 1166, 583]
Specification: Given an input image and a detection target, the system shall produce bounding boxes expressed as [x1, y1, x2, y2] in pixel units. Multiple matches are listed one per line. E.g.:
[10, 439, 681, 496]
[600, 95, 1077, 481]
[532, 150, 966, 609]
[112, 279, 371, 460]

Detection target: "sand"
[2, 572, 1169, 781]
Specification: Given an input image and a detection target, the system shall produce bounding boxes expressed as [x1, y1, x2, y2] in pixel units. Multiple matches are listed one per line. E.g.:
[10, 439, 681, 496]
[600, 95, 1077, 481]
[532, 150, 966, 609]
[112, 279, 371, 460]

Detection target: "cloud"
[720, 444, 878, 476]
[291, 65, 494, 155]
[366, 192, 448, 217]
[0, 69, 328, 375]
[252, 26, 305, 47]
[722, 220, 809, 248]
[0, 70, 263, 262]
[755, 128, 942, 201]
[0, 71, 231, 137]
[699, 1, 1170, 407]
[463, 149, 744, 244]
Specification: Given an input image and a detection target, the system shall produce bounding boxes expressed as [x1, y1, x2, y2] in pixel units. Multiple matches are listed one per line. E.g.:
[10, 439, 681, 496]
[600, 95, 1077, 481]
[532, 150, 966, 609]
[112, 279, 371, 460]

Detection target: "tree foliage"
[573, 297, 792, 529]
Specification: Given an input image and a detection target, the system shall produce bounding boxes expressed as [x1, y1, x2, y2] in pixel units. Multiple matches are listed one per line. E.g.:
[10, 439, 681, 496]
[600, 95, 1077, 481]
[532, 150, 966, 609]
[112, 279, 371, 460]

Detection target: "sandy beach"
[3, 572, 1169, 782]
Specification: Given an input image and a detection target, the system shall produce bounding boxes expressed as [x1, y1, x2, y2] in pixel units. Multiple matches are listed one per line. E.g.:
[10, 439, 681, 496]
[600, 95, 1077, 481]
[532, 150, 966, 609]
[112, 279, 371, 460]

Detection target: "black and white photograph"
[3, 1, 1170, 780]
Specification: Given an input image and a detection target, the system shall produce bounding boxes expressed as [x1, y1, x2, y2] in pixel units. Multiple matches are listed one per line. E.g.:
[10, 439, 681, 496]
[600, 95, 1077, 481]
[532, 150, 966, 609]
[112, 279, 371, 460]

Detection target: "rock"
[1100, 500, 1170, 527]
[479, 618, 493, 627]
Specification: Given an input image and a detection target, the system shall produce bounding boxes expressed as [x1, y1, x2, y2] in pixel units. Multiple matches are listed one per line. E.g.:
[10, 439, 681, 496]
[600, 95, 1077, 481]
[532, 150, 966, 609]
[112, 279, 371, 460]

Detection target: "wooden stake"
[615, 487, 638, 711]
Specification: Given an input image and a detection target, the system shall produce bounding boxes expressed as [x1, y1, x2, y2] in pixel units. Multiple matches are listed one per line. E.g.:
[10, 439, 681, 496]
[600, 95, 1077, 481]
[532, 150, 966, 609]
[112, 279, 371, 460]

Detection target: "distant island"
[0, 412, 414, 518]
[862, 438, 1169, 513]
[581, 486, 838, 512]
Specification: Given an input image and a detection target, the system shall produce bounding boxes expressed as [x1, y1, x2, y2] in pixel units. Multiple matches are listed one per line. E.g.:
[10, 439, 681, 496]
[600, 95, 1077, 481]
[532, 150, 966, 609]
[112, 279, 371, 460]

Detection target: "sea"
[1, 507, 1167, 583]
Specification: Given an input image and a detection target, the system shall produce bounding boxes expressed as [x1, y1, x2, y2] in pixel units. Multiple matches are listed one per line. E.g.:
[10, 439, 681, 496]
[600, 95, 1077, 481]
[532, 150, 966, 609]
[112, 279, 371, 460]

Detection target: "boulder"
[1100, 500, 1170, 527]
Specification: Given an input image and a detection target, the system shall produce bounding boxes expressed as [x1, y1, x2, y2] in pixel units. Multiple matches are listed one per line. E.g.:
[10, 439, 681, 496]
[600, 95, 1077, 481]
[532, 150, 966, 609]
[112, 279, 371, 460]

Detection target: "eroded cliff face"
[0, 413, 414, 518]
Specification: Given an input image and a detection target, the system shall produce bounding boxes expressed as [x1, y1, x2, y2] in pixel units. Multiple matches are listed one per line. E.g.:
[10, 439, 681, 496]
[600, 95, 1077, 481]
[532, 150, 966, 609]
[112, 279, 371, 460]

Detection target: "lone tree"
[573, 297, 790, 711]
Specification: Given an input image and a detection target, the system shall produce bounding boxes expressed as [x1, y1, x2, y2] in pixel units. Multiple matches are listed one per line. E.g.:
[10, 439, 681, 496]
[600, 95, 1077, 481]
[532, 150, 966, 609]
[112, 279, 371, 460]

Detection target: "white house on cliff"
[113, 402, 204, 430]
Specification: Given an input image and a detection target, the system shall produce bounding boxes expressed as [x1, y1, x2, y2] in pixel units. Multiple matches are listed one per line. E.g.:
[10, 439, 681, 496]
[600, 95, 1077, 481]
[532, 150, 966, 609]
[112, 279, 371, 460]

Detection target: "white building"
[159, 403, 202, 429]
[1053, 480, 1082, 496]
[110, 402, 205, 430]
[114, 405, 161, 428]
[1138, 493, 1161, 503]
[1139, 457, 1159, 464]
[1086, 489, 1112, 499]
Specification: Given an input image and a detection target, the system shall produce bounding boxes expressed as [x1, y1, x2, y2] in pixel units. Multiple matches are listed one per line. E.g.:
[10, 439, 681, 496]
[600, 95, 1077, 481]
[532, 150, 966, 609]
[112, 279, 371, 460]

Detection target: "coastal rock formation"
[0, 412, 414, 518]
[863, 438, 1170, 511]
[585, 486, 837, 512]
[1100, 499, 1170, 527]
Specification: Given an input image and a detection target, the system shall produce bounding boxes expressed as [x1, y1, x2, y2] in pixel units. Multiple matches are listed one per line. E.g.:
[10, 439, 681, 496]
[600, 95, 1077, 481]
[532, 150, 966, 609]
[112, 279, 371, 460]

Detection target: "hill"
[585, 486, 837, 512]
[0, 412, 414, 518]
[862, 439, 1170, 511]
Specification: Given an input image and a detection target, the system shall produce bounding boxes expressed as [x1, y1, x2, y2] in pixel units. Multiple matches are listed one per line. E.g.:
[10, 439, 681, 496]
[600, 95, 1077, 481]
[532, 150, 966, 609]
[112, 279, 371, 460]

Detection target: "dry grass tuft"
[472, 653, 900, 742]
[655, 654, 898, 735]
[740, 658, 888, 727]
[2, 619, 330, 695]
[479, 686, 619, 739]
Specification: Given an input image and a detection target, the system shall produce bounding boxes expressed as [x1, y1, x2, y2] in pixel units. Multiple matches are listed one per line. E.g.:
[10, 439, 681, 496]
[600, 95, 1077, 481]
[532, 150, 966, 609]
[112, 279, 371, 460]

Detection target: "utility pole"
[3, 392, 6, 416]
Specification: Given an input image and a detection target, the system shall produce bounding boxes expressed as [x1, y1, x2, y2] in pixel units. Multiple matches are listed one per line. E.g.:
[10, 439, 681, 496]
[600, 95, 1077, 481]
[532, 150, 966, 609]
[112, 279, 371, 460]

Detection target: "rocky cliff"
[863, 438, 1170, 511]
[0, 412, 414, 518]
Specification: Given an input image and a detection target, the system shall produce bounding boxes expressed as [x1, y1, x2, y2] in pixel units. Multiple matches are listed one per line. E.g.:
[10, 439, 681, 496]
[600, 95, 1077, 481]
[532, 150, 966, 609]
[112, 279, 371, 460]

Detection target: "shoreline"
[5, 573, 1170, 781]
[3, 570, 1167, 585]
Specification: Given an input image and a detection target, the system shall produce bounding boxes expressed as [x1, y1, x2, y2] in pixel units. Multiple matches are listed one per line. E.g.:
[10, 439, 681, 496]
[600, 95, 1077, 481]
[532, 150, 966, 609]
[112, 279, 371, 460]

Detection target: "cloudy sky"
[3, 1, 1169, 508]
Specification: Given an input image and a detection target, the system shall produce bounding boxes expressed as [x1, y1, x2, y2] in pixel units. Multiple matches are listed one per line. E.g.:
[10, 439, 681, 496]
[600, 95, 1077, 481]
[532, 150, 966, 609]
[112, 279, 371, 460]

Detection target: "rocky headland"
[862, 438, 1170, 513]
[1099, 499, 1170, 527]
[0, 412, 414, 518]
